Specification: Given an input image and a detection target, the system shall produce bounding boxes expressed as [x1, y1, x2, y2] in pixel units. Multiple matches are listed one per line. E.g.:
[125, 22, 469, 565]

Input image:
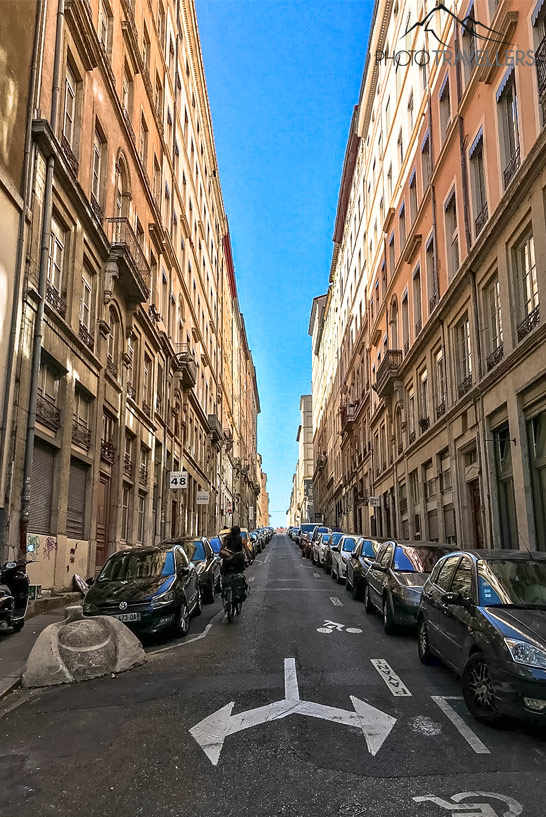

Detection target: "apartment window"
[92, 129, 104, 203]
[107, 307, 120, 372]
[388, 233, 395, 277]
[469, 130, 487, 237]
[413, 265, 422, 336]
[497, 70, 520, 187]
[155, 74, 163, 117]
[385, 96, 391, 133]
[439, 450, 451, 492]
[387, 164, 393, 199]
[426, 235, 438, 313]
[419, 368, 429, 426]
[398, 130, 404, 165]
[421, 132, 431, 189]
[139, 115, 148, 166]
[143, 353, 152, 410]
[402, 292, 409, 354]
[399, 202, 406, 247]
[409, 468, 419, 507]
[98, 0, 111, 53]
[424, 460, 436, 498]
[80, 270, 92, 330]
[486, 276, 503, 358]
[407, 387, 416, 443]
[121, 486, 130, 541]
[439, 74, 451, 141]
[63, 61, 77, 148]
[494, 423, 518, 547]
[409, 171, 417, 223]
[153, 156, 161, 203]
[407, 90, 414, 131]
[514, 231, 539, 337]
[38, 363, 58, 404]
[48, 216, 65, 292]
[434, 348, 446, 414]
[137, 495, 145, 543]
[456, 315, 472, 394]
[462, 17, 477, 84]
[157, 2, 166, 49]
[122, 66, 133, 116]
[142, 25, 150, 71]
[444, 190, 459, 280]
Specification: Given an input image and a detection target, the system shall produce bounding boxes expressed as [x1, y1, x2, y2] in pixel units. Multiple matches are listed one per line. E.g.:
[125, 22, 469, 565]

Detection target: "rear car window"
[191, 541, 207, 562]
[393, 546, 453, 573]
[331, 533, 343, 545]
[209, 538, 222, 554]
[342, 537, 357, 552]
[362, 539, 379, 558]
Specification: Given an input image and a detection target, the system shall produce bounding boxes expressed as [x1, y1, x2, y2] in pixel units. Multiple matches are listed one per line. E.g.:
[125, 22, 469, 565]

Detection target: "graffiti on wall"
[26, 534, 58, 561]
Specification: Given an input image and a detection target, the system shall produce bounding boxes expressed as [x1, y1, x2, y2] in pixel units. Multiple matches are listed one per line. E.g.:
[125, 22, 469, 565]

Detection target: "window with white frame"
[456, 315, 472, 389]
[497, 70, 520, 187]
[63, 61, 77, 148]
[47, 216, 65, 291]
[80, 269, 92, 330]
[92, 129, 104, 203]
[514, 231, 539, 326]
[486, 275, 503, 355]
[434, 347, 446, 411]
[444, 190, 459, 281]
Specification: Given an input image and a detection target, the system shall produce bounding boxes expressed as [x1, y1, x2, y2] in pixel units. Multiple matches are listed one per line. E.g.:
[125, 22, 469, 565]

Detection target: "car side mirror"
[371, 562, 386, 572]
[86, 577, 95, 586]
[444, 591, 472, 607]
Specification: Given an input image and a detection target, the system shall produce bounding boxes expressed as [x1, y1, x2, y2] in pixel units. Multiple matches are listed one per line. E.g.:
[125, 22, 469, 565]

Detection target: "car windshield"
[362, 539, 380, 558]
[478, 559, 546, 607]
[331, 533, 343, 545]
[301, 524, 315, 533]
[393, 546, 453, 573]
[317, 527, 329, 534]
[98, 551, 174, 581]
[342, 537, 357, 552]
[321, 534, 331, 545]
[191, 541, 207, 562]
[209, 538, 221, 554]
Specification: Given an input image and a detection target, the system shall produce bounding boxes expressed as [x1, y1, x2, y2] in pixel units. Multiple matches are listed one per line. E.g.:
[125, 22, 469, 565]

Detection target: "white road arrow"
[189, 658, 397, 765]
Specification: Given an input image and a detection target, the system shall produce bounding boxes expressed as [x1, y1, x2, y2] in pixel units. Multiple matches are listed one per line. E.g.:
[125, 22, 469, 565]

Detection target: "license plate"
[114, 612, 140, 623]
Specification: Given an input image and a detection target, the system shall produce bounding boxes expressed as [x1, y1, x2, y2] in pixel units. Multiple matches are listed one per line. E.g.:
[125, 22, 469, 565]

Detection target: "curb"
[0, 670, 22, 700]
[27, 592, 81, 619]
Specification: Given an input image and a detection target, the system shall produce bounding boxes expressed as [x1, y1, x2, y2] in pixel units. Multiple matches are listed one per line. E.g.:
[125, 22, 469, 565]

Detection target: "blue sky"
[196, 0, 373, 527]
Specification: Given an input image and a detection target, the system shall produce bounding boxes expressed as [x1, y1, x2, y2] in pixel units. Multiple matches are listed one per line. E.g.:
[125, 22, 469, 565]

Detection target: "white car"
[331, 534, 362, 584]
[312, 532, 331, 566]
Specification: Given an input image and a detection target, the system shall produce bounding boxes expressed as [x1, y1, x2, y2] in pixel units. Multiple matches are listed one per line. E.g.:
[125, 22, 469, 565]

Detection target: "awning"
[421, 130, 430, 152]
[409, 168, 416, 187]
[412, 263, 421, 279]
[399, 201, 405, 217]
[381, 258, 385, 270]
[496, 66, 514, 102]
[444, 186, 456, 211]
[532, 0, 545, 26]
[439, 72, 449, 100]
[426, 232, 434, 251]
[468, 127, 483, 159]
[389, 232, 395, 245]
[462, 1, 474, 34]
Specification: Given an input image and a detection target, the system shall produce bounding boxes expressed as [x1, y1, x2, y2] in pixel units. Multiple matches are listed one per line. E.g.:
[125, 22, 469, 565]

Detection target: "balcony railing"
[208, 413, 223, 444]
[122, 107, 136, 144]
[415, 318, 422, 337]
[90, 194, 104, 224]
[375, 349, 402, 399]
[142, 400, 151, 418]
[106, 354, 118, 379]
[408, 430, 416, 444]
[123, 453, 134, 479]
[517, 305, 540, 342]
[106, 217, 151, 301]
[72, 418, 91, 450]
[61, 134, 79, 176]
[458, 374, 473, 398]
[503, 146, 521, 188]
[101, 440, 115, 464]
[79, 322, 94, 352]
[474, 201, 488, 237]
[536, 34, 546, 98]
[126, 381, 136, 399]
[436, 400, 446, 419]
[37, 394, 61, 431]
[419, 416, 430, 432]
[404, 340, 409, 356]
[340, 401, 359, 431]
[46, 282, 67, 318]
[139, 465, 148, 488]
[174, 342, 197, 389]
[486, 344, 504, 371]
[429, 292, 438, 314]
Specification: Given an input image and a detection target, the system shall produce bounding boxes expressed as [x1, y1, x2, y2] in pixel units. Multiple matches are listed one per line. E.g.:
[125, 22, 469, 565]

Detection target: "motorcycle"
[0, 559, 30, 633]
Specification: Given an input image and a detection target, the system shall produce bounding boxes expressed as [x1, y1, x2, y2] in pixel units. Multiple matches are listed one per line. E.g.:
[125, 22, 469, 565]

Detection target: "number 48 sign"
[170, 471, 188, 489]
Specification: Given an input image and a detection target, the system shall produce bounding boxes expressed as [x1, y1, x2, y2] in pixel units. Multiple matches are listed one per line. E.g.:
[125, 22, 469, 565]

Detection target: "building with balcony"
[1, 0, 260, 589]
[310, 0, 546, 549]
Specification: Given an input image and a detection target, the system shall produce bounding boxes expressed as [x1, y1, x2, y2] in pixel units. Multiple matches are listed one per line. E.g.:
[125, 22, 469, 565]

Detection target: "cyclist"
[220, 526, 248, 619]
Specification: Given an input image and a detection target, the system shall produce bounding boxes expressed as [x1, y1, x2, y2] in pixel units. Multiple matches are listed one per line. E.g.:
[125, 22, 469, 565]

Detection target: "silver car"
[331, 534, 362, 584]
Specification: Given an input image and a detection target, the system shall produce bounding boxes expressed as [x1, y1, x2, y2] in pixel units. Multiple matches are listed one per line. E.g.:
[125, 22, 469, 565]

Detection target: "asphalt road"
[1, 533, 545, 817]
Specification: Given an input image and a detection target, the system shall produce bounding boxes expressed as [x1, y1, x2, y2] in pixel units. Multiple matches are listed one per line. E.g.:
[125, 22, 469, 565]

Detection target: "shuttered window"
[28, 439, 56, 533]
[66, 458, 88, 538]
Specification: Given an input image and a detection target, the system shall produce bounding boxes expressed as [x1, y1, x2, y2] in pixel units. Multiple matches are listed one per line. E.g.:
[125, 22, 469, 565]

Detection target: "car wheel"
[174, 602, 190, 637]
[12, 619, 25, 633]
[417, 616, 433, 665]
[336, 569, 344, 585]
[193, 588, 202, 616]
[364, 583, 374, 614]
[383, 597, 396, 635]
[462, 653, 500, 723]
[204, 581, 215, 604]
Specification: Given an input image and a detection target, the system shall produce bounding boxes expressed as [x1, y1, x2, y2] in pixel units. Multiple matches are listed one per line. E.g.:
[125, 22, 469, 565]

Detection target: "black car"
[346, 537, 384, 600]
[365, 541, 454, 634]
[177, 537, 221, 603]
[418, 549, 546, 723]
[83, 544, 201, 637]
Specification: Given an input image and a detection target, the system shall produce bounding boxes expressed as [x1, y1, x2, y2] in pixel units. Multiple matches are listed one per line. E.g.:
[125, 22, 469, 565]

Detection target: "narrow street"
[1, 534, 545, 817]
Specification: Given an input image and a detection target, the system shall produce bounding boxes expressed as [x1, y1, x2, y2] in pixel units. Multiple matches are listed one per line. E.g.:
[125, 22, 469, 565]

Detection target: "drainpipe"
[454, 23, 472, 256]
[0, 0, 46, 556]
[19, 0, 65, 554]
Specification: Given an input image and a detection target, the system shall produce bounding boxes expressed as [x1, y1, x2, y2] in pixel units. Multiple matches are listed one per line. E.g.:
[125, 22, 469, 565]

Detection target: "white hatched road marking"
[370, 659, 412, 697]
[330, 597, 343, 607]
[247, 576, 255, 583]
[432, 696, 490, 754]
[313, 572, 321, 577]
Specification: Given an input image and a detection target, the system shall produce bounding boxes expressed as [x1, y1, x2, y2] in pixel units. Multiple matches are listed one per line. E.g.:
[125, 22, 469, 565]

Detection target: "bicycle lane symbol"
[316, 620, 362, 634]
[413, 791, 523, 816]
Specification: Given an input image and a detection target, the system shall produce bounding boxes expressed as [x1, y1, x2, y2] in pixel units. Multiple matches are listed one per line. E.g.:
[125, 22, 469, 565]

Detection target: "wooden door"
[469, 480, 484, 548]
[96, 474, 111, 569]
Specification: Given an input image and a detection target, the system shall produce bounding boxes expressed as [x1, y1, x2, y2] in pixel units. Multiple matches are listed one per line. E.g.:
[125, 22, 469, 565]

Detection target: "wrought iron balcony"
[474, 201, 488, 237]
[404, 340, 409, 356]
[458, 374, 473, 398]
[316, 453, 327, 470]
[61, 134, 79, 176]
[123, 453, 134, 479]
[100, 440, 115, 464]
[408, 430, 416, 444]
[419, 416, 430, 432]
[374, 349, 402, 399]
[126, 381, 136, 399]
[173, 342, 197, 389]
[106, 217, 151, 302]
[79, 322, 94, 352]
[436, 400, 446, 419]
[90, 194, 103, 225]
[37, 394, 61, 431]
[139, 465, 148, 488]
[536, 33, 546, 98]
[517, 305, 540, 341]
[429, 292, 438, 314]
[72, 418, 91, 450]
[46, 282, 67, 318]
[340, 400, 359, 431]
[106, 354, 118, 379]
[503, 146, 521, 188]
[397, 441, 403, 455]
[208, 413, 223, 444]
[486, 344, 504, 371]
[142, 400, 151, 418]
[415, 318, 422, 337]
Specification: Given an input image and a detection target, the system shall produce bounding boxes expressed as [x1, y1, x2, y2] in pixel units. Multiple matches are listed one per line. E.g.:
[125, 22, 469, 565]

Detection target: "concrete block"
[22, 605, 146, 688]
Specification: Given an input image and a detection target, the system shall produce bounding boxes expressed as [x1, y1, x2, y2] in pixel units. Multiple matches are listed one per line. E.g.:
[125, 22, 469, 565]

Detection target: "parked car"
[83, 543, 202, 637]
[346, 537, 384, 599]
[299, 523, 317, 555]
[418, 549, 546, 722]
[310, 526, 331, 563]
[331, 534, 362, 583]
[292, 526, 301, 544]
[179, 537, 221, 604]
[324, 532, 344, 574]
[311, 531, 331, 566]
[239, 528, 254, 563]
[250, 531, 262, 555]
[365, 541, 454, 634]
[209, 536, 222, 555]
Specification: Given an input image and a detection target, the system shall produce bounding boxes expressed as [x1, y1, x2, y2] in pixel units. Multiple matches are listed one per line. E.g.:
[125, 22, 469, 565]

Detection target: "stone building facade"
[310, 0, 546, 549]
[1, 0, 260, 589]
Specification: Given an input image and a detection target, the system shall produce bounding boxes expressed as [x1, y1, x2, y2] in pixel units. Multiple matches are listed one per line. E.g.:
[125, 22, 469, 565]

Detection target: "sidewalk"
[0, 608, 66, 698]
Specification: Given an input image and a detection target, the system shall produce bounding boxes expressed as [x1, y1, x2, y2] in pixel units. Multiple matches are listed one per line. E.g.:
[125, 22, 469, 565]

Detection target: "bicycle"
[221, 573, 247, 623]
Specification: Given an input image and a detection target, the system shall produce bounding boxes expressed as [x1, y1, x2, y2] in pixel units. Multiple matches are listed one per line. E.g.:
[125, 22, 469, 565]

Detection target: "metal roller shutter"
[66, 458, 88, 539]
[28, 439, 55, 534]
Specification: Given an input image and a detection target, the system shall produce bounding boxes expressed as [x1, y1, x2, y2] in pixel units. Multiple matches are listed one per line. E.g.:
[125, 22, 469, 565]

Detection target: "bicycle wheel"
[235, 601, 242, 615]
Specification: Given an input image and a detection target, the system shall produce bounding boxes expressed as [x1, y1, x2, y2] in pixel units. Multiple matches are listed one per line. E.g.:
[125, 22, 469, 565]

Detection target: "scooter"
[0, 559, 30, 633]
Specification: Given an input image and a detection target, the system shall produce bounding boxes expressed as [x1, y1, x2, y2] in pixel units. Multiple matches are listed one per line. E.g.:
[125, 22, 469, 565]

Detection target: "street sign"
[189, 658, 396, 765]
[196, 490, 210, 505]
[248, 506, 254, 521]
[368, 496, 380, 507]
[226, 502, 233, 514]
[169, 471, 188, 489]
